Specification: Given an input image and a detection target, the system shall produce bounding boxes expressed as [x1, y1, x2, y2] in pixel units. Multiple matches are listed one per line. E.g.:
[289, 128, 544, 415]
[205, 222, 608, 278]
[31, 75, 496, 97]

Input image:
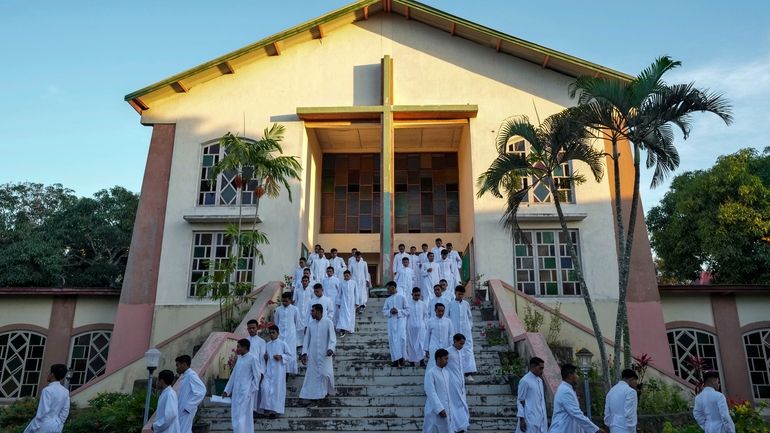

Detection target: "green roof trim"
[125, 0, 633, 106]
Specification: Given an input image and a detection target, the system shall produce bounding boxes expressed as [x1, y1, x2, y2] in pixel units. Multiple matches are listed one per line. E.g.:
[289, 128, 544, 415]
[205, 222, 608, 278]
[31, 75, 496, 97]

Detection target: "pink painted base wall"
[627, 301, 675, 375]
[105, 303, 154, 373]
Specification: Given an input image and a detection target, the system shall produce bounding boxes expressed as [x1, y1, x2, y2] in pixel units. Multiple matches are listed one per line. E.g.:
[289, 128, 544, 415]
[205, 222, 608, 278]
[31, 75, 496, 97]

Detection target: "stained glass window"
[198, 142, 261, 206]
[743, 329, 770, 399]
[189, 232, 255, 297]
[507, 137, 575, 203]
[321, 154, 381, 233]
[68, 331, 111, 390]
[667, 328, 722, 385]
[513, 230, 580, 296]
[394, 153, 459, 233]
[0, 331, 47, 398]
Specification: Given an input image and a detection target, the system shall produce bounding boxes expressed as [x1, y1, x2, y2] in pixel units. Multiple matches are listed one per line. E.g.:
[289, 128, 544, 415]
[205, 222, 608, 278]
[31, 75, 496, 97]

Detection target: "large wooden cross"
[297, 56, 477, 284]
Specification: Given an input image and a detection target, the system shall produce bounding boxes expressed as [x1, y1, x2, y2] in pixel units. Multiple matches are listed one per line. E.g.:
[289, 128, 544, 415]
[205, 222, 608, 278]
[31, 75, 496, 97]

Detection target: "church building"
[1, 0, 768, 408]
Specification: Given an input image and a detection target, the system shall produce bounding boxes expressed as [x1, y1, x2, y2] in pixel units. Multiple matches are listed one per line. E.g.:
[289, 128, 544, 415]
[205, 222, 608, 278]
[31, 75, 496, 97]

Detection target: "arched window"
[68, 330, 111, 390]
[743, 328, 770, 399]
[667, 328, 722, 385]
[0, 331, 47, 398]
[198, 140, 260, 206]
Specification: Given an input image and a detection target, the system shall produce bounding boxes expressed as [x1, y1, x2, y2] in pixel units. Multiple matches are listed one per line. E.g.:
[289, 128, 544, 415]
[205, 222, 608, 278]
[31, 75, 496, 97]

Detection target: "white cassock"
[516, 371, 548, 433]
[336, 279, 357, 332]
[311, 255, 330, 280]
[322, 275, 341, 318]
[292, 266, 306, 288]
[274, 304, 301, 373]
[448, 250, 462, 276]
[347, 254, 356, 270]
[23, 381, 69, 433]
[177, 368, 205, 433]
[447, 299, 477, 373]
[309, 294, 335, 323]
[393, 251, 410, 276]
[247, 335, 267, 411]
[548, 381, 599, 433]
[395, 266, 415, 298]
[406, 298, 429, 363]
[438, 259, 457, 290]
[329, 255, 347, 278]
[445, 346, 470, 431]
[152, 386, 180, 433]
[350, 258, 370, 306]
[383, 292, 409, 361]
[421, 260, 440, 302]
[300, 316, 337, 399]
[603, 381, 637, 433]
[422, 365, 454, 433]
[423, 317, 454, 370]
[428, 297, 444, 319]
[224, 352, 261, 433]
[293, 285, 313, 337]
[693, 387, 736, 433]
[409, 254, 421, 289]
[259, 339, 294, 414]
[431, 246, 444, 260]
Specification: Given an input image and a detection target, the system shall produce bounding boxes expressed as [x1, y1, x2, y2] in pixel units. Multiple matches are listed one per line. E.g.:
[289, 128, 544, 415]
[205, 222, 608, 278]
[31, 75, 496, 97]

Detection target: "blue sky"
[1, 0, 768, 213]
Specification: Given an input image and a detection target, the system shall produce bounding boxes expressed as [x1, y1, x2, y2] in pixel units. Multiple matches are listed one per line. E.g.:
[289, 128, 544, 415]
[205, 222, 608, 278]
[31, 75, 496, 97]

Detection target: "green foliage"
[497, 352, 526, 384]
[661, 421, 703, 433]
[64, 391, 158, 433]
[0, 397, 39, 431]
[545, 302, 562, 346]
[522, 304, 544, 333]
[482, 322, 508, 346]
[648, 148, 770, 284]
[0, 182, 138, 287]
[731, 401, 770, 433]
[638, 378, 690, 415]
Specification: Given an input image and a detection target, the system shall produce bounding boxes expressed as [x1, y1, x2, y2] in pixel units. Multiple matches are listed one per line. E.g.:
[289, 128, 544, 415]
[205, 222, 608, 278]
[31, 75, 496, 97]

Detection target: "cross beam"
[297, 55, 477, 285]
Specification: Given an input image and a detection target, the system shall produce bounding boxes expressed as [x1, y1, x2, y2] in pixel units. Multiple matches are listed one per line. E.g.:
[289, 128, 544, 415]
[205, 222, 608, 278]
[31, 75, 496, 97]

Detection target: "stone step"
[248, 394, 515, 407]
[201, 404, 515, 418]
[280, 383, 512, 397]
[203, 416, 516, 431]
[293, 364, 502, 376]
[329, 351, 502, 362]
[333, 342, 503, 352]
[287, 373, 504, 387]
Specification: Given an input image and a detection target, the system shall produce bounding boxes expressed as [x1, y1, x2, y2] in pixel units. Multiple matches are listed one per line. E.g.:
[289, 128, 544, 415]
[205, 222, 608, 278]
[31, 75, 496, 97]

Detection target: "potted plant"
[498, 351, 526, 395]
[214, 349, 237, 395]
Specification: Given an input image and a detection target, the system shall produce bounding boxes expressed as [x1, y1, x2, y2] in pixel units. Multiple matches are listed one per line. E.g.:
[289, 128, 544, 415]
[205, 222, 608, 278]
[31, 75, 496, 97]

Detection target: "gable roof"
[125, 0, 633, 114]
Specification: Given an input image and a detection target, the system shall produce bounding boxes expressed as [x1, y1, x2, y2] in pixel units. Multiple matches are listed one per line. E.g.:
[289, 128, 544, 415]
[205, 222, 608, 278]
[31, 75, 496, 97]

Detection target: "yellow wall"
[736, 294, 770, 327]
[72, 298, 119, 329]
[661, 295, 715, 327]
[0, 298, 53, 329]
[150, 304, 219, 345]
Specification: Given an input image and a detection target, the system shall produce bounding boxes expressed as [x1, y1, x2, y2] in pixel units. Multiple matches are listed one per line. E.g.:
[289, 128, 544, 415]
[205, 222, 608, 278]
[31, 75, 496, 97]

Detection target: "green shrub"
[639, 378, 690, 415]
[63, 390, 157, 433]
[0, 397, 39, 432]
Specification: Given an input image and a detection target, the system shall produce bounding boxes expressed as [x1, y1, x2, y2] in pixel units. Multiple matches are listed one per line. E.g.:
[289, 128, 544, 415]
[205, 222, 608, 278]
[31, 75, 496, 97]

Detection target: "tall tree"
[477, 109, 611, 387]
[569, 56, 732, 376]
[648, 148, 770, 284]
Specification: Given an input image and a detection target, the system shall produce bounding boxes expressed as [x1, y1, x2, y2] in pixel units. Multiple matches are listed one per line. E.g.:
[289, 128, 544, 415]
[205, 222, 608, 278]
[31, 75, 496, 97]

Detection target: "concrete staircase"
[199, 297, 517, 432]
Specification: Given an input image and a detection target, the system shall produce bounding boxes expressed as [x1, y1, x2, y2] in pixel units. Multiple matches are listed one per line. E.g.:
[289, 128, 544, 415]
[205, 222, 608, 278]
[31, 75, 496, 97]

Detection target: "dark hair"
[175, 355, 192, 366]
[435, 238, 442, 242]
[439, 279, 447, 284]
[386, 281, 397, 288]
[355, 251, 361, 256]
[703, 371, 720, 381]
[247, 319, 258, 326]
[561, 363, 578, 379]
[238, 338, 251, 350]
[446, 242, 453, 247]
[427, 252, 434, 257]
[441, 249, 448, 256]
[398, 243, 405, 247]
[453, 333, 466, 342]
[343, 270, 351, 275]
[302, 276, 310, 281]
[435, 348, 449, 360]
[621, 369, 639, 380]
[312, 303, 324, 313]
[269, 324, 279, 333]
[158, 369, 175, 386]
[434, 302, 445, 310]
[50, 364, 67, 380]
[422, 243, 428, 247]
[454, 286, 465, 293]
[402, 256, 410, 262]
[327, 266, 334, 271]
[433, 284, 441, 290]
[330, 248, 338, 253]
[412, 287, 422, 293]
[529, 357, 545, 367]
[313, 283, 323, 290]
[281, 292, 292, 299]
[299, 257, 306, 262]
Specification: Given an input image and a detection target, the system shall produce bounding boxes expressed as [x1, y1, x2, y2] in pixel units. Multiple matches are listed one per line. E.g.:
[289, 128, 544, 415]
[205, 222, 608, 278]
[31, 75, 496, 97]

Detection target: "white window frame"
[743, 328, 770, 400]
[197, 139, 261, 207]
[67, 330, 111, 391]
[506, 137, 575, 204]
[188, 231, 256, 298]
[667, 328, 723, 385]
[0, 331, 47, 398]
[513, 229, 582, 296]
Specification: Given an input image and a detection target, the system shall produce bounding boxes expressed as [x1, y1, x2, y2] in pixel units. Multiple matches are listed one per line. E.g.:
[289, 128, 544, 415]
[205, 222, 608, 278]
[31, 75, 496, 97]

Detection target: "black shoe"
[391, 361, 399, 367]
[339, 331, 347, 338]
[398, 358, 405, 367]
[419, 360, 426, 368]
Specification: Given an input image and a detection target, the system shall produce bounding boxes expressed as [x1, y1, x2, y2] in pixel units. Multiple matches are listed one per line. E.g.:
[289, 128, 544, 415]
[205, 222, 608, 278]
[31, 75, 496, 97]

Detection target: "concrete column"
[379, 56, 394, 285]
[39, 296, 76, 393]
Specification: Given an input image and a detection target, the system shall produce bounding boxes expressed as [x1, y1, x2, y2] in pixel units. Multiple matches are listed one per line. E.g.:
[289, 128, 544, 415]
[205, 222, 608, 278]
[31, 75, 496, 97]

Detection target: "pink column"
[105, 124, 175, 373]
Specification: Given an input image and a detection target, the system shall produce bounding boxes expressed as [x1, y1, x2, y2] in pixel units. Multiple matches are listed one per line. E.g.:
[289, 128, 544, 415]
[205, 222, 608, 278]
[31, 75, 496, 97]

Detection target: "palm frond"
[630, 56, 681, 106]
[495, 116, 539, 153]
[476, 153, 532, 198]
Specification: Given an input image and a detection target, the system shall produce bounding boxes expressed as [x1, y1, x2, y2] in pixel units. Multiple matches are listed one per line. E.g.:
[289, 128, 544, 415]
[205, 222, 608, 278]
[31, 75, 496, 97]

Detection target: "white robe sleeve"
[383, 297, 392, 318]
[28, 386, 53, 432]
[693, 396, 706, 430]
[184, 372, 206, 413]
[424, 370, 444, 415]
[153, 390, 177, 432]
[563, 389, 599, 433]
[326, 319, 337, 353]
[624, 386, 637, 429]
[517, 377, 529, 416]
[717, 392, 736, 433]
[400, 297, 409, 318]
[281, 340, 294, 365]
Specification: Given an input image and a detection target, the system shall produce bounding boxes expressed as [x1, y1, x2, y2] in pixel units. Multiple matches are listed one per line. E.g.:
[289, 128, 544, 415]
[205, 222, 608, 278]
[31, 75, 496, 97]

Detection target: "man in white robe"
[336, 270, 357, 336]
[300, 304, 337, 399]
[223, 339, 262, 433]
[293, 275, 313, 340]
[347, 248, 358, 272]
[516, 357, 548, 433]
[424, 303, 454, 370]
[393, 243, 409, 276]
[693, 371, 736, 433]
[329, 248, 347, 278]
[292, 258, 308, 289]
[350, 251, 371, 308]
[423, 348, 454, 433]
[383, 281, 409, 367]
[548, 364, 603, 433]
[175, 355, 205, 433]
[294, 268, 317, 291]
[310, 283, 335, 323]
[447, 286, 477, 376]
[445, 243, 462, 281]
[446, 334, 470, 433]
[321, 267, 341, 319]
[274, 292, 301, 374]
[152, 370, 180, 433]
[310, 249, 330, 281]
[428, 285, 447, 318]
[421, 252, 441, 302]
[395, 256, 415, 298]
[604, 369, 638, 433]
[438, 250, 457, 290]
[406, 287, 429, 366]
[431, 238, 445, 261]
[246, 319, 267, 412]
[306, 244, 321, 270]
[259, 325, 294, 417]
[23, 364, 69, 433]
[409, 246, 422, 289]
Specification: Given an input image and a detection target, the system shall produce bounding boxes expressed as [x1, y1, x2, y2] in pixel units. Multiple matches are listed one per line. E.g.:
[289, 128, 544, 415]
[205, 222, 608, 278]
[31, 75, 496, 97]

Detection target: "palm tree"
[196, 124, 302, 329]
[477, 109, 611, 387]
[569, 56, 732, 377]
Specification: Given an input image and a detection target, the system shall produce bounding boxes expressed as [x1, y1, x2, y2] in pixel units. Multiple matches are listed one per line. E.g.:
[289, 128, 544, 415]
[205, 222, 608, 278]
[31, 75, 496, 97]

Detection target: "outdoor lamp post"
[575, 347, 594, 418]
[143, 348, 161, 425]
